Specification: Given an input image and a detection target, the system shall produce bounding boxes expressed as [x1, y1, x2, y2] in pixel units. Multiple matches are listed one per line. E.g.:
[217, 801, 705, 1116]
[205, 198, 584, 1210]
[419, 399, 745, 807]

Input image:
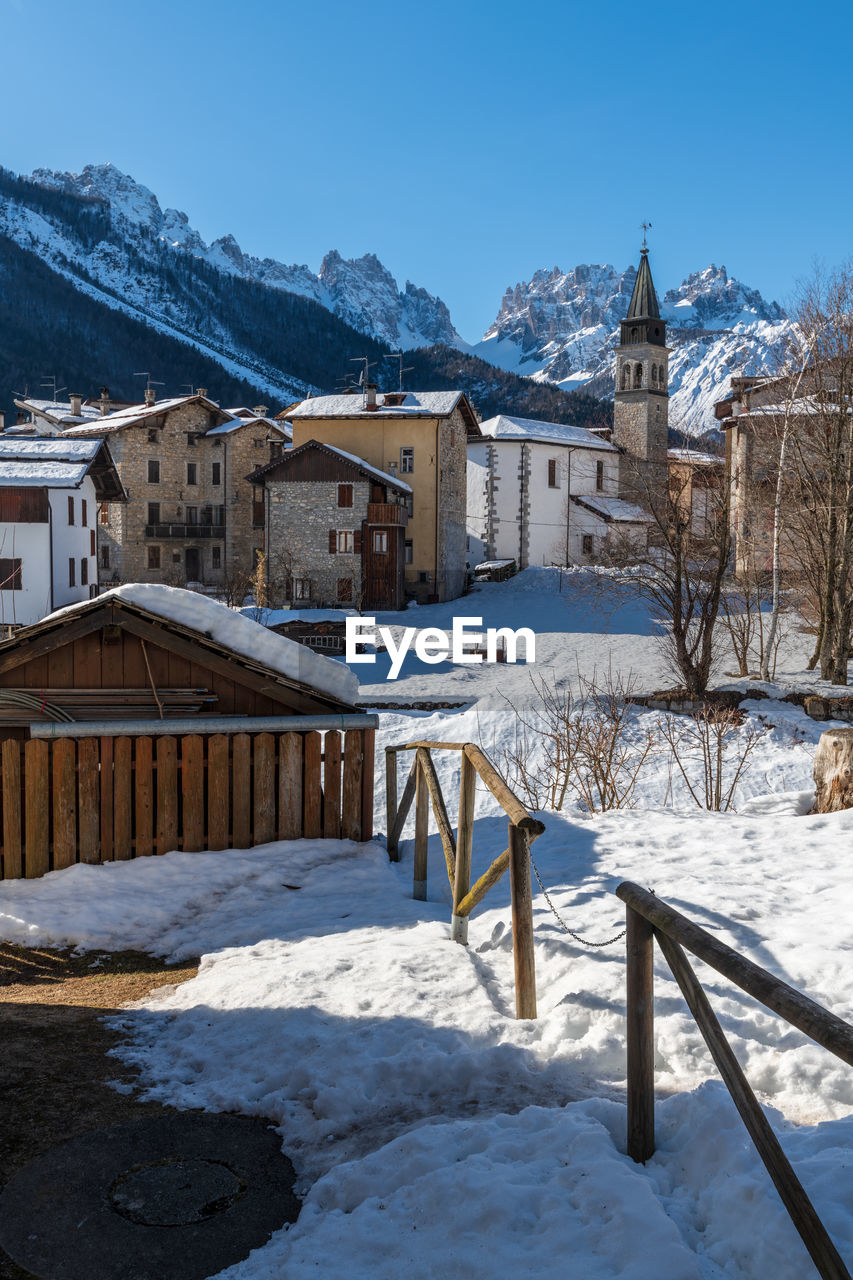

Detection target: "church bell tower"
[613, 235, 669, 499]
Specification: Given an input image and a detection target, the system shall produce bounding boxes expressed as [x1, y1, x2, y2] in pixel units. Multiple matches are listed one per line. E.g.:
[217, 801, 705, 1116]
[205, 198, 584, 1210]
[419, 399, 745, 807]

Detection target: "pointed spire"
[626, 249, 661, 321]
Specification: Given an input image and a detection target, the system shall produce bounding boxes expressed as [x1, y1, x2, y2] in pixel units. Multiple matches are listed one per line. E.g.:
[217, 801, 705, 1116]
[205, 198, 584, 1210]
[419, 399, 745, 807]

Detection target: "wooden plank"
[303, 731, 322, 839]
[418, 748, 455, 885]
[463, 744, 544, 835]
[413, 758, 428, 901]
[0, 611, 107, 678]
[656, 930, 851, 1280]
[277, 732, 302, 840]
[206, 735, 229, 851]
[99, 737, 114, 861]
[616, 882, 853, 1068]
[232, 734, 251, 849]
[52, 738, 77, 871]
[113, 738, 133, 860]
[626, 906, 655, 1163]
[49, 641, 74, 690]
[385, 748, 398, 857]
[508, 823, 536, 1019]
[181, 735, 204, 852]
[2, 739, 22, 880]
[387, 756, 417, 856]
[23, 739, 49, 879]
[73, 632, 101, 689]
[322, 730, 342, 839]
[134, 737, 154, 857]
[253, 733, 276, 846]
[156, 736, 179, 855]
[451, 752, 476, 943]
[341, 730, 362, 841]
[361, 727, 375, 841]
[77, 737, 100, 864]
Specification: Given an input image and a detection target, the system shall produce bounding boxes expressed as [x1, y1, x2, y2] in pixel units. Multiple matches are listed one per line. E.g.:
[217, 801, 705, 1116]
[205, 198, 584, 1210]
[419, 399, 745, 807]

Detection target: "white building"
[0, 437, 125, 629]
[467, 414, 651, 568]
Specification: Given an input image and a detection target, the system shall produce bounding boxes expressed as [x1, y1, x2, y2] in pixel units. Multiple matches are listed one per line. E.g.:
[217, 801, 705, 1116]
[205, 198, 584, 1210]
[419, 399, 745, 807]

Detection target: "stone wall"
[267, 479, 370, 607]
[435, 405, 470, 600]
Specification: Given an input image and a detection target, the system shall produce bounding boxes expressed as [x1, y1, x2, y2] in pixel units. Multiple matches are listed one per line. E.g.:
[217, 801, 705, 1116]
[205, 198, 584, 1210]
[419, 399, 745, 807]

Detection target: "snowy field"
[1, 569, 852, 1278]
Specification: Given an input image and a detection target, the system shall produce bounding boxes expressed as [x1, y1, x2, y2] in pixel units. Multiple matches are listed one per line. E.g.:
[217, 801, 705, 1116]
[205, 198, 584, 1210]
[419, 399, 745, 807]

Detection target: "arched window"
[621, 362, 630, 390]
[658, 364, 665, 387]
[651, 364, 658, 385]
[631, 327, 639, 343]
[634, 363, 643, 389]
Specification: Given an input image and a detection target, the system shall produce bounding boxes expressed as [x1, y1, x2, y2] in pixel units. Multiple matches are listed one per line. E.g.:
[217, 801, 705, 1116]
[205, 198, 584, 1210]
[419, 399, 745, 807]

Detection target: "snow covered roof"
[248, 439, 412, 494]
[288, 392, 472, 420]
[572, 495, 654, 524]
[0, 460, 90, 487]
[667, 447, 723, 467]
[13, 397, 104, 427]
[207, 416, 292, 438]
[241, 607, 358, 626]
[0, 437, 102, 462]
[0, 435, 124, 495]
[478, 414, 617, 451]
[39, 585, 358, 708]
[64, 394, 233, 436]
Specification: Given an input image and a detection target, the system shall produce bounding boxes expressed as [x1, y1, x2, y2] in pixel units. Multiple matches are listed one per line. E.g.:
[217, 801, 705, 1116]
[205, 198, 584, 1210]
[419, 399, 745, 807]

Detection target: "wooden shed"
[0, 586, 375, 880]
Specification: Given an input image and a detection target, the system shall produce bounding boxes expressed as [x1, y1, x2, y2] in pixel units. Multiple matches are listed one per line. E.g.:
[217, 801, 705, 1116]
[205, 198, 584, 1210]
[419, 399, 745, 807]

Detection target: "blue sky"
[2, 0, 851, 341]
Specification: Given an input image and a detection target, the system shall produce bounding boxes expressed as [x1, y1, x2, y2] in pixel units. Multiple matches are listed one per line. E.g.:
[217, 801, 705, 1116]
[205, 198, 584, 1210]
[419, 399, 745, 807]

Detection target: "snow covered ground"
[1, 569, 852, 1278]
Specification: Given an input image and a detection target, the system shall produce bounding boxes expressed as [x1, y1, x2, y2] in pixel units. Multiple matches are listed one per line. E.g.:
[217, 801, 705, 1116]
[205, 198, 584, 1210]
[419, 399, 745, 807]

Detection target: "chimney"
[252, 405, 269, 417]
[69, 393, 83, 417]
[196, 387, 208, 400]
[99, 386, 111, 416]
[364, 383, 378, 411]
[144, 388, 156, 407]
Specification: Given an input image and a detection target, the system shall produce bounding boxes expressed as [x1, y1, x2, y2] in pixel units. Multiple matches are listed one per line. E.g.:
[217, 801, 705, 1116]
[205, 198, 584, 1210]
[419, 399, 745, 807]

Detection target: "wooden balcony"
[367, 503, 407, 526]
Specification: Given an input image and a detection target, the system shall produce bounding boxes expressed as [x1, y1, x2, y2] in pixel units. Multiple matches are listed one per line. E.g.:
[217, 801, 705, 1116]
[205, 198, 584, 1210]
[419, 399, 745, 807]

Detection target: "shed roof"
[0, 436, 126, 499]
[571, 495, 654, 524]
[477, 413, 617, 451]
[247, 438, 412, 493]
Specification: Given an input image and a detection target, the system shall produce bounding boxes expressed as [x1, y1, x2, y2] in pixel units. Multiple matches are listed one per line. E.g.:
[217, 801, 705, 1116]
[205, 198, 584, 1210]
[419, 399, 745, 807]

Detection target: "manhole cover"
[110, 1156, 246, 1226]
[0, 1113, 300, 1280]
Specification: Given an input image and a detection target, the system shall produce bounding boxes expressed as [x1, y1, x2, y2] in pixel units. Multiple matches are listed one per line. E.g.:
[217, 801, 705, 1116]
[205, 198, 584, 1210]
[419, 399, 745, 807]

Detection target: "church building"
[613, 244, 670, 502]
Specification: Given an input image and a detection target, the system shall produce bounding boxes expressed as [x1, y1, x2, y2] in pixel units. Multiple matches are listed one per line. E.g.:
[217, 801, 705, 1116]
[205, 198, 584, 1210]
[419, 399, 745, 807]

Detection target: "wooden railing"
[367, 503, 407, 525]
[617, 881, 853, 1280]
[385, 741, 545, 1019]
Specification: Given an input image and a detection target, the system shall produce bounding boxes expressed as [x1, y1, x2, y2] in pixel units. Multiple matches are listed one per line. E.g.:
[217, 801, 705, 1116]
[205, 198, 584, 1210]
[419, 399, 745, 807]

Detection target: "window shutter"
[329, 530, 337, 554]
[354, 529, 362, 554]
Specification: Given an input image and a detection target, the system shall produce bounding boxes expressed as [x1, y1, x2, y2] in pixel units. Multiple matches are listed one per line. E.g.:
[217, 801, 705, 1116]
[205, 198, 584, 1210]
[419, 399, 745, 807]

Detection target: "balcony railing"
[367, 503, 407, 525]
[144, 523, 226, 539]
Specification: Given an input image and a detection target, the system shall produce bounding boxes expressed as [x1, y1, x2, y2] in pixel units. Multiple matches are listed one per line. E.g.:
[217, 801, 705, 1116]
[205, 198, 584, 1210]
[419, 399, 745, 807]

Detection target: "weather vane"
[640, 220, 652, 251]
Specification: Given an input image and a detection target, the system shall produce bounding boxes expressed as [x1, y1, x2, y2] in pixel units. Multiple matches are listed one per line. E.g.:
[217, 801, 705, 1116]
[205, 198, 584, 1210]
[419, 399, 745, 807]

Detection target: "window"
[400, 447, 414, 473]
[81, 498, 88, 526]
[215, 505, 225, 525]
[172, 552, 181, 563]
[148, 546, 161, 570]
[0, 558, 22, 590]
[147, 428, 159, 443]
[404, 539, 413, 565]
[100, 546, 110, 570]
[406, 494, 414, 518]
[81, 558, 88, 586]
[212, 546, 221, 570]
[99, 503, 109, 525]
[270, 441, 283, 460]
[147, 502, 161, 525]
[67, 495, 74, 525]
[337, 530, 354, 553]
[417, 571, 429, 584]
[621, 363, 630, 390]
[185, 507, 198, 525]
[373, 531, 388, 553]
[68, 558, 75, 587]
[651, 364, 658, 386]
[582, 535, 593, 556]
[253, 437, 264, 449]
[186, 432, 198, 447]
[186, 462, 197, 485]
[337, 483, 353, 508]
[212, 462, 221, 486]
[596, 460, 604, 491]
[147, 460, 160, 484]
[337, 577, 353, 602]
[90, 530, 96, 555]
[634, 364, 643, 389]
[547, 459, 558, 488]
[293, 577, 310, 600]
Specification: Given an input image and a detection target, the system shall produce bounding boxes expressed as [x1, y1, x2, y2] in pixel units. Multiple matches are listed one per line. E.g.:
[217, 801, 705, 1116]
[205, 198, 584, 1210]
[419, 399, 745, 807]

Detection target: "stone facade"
[435, 405, 470, 601]
[267, 480, 370, 607]
[613, 250, 670, 503]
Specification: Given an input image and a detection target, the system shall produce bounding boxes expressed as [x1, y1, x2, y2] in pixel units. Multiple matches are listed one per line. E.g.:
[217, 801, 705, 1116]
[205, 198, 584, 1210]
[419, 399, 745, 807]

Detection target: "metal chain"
[529, 854, 627, 948]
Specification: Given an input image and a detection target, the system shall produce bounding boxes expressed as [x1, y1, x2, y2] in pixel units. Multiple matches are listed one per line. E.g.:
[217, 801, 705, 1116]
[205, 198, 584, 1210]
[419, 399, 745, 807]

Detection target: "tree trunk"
[811, 728, 853, 813]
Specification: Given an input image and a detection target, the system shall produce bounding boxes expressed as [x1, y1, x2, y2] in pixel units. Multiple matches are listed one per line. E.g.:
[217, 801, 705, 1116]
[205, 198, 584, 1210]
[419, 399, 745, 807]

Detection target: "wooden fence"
[385, 740, 545, 1019]
[0, 726, 374, 881]
[618, 880, 853, 1280]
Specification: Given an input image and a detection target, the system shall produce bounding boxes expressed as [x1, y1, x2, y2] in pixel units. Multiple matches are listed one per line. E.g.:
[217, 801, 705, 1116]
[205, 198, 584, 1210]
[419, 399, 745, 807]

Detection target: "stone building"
[62, 393, 289, 590]
[248, 439, 411, 610]
[613, 246, 670, 500]
[286, 388, 480, 603]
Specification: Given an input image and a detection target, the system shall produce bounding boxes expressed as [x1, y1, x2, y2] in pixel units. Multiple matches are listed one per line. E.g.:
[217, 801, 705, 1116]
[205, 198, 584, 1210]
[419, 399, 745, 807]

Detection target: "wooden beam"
[451, 751, 476, 944]
[387, 755, 417, 856]
[463, 744, 545, 835]
[385, 748, 398, 857]
[417, 748, 455, 886]
[626, 906, 655, 1163]
[413, 757, 429, 901]
[509, 823, 536, 1019]
[0, 610, 111, 679]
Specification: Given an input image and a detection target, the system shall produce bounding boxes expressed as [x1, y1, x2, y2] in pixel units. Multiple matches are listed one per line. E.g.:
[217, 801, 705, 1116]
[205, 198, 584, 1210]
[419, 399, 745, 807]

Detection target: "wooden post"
[451, 752, 476, 944]
[508, 822, 536, 1019]
[626, 905, 655, 1162]
[388, 755, 418, 857]
[413, 755, 429, 901]
[385, 748, 398, 859]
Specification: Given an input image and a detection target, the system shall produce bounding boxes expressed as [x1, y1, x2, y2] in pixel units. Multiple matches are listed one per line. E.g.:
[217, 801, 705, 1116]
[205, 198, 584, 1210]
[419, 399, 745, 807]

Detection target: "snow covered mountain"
[474, 261, 793, 433]
[23, 163, 466, 351]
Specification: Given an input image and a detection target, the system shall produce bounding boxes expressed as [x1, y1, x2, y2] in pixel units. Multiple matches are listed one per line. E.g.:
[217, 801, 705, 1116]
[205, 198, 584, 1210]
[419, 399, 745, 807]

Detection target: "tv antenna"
[133, 372, 165, 392]
[349, 356, 377, 404]
[384, 352, 414, 393]
[179, 383, 195, 397]
[640, 220, 653, 251]
[39, 375, 67, 403]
